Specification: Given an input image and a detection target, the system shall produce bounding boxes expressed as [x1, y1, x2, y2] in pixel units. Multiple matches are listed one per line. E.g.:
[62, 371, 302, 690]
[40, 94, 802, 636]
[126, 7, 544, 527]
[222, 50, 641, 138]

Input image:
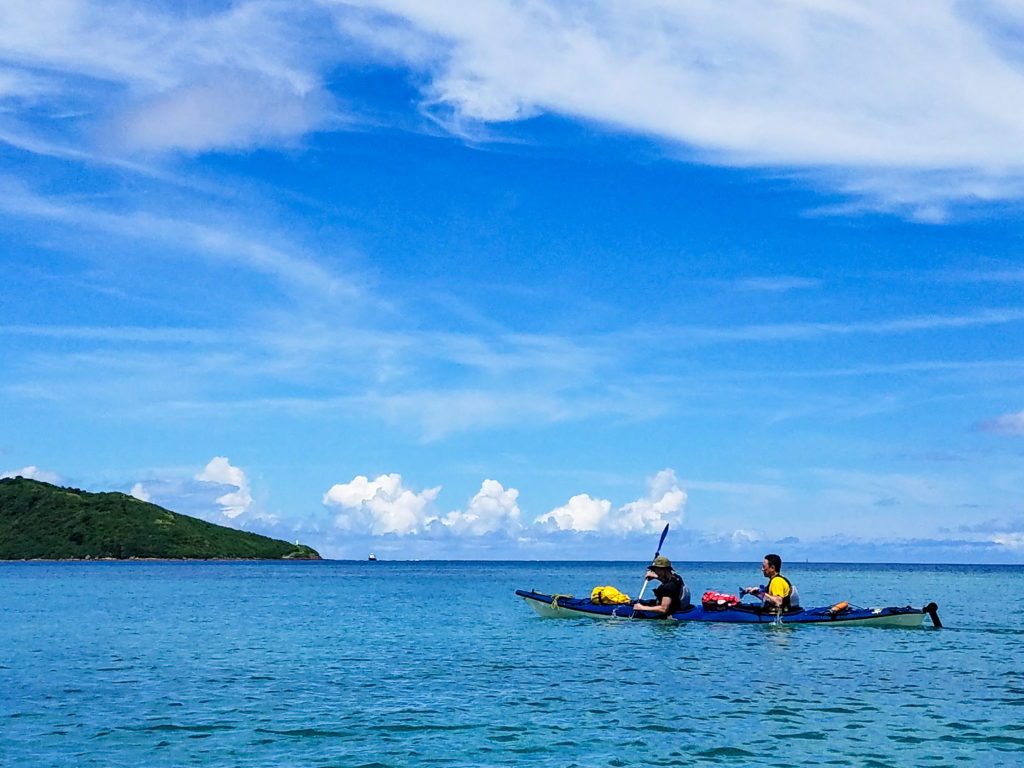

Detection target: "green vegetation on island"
[0, 477, 321, 560]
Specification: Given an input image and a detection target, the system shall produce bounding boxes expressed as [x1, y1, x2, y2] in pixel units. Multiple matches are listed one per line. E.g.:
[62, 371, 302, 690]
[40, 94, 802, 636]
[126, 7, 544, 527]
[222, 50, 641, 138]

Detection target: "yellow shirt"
[766, 575, 791, 599]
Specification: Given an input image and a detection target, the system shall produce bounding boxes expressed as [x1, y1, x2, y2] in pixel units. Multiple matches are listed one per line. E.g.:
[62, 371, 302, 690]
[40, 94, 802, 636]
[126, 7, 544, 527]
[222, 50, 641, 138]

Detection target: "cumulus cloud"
[321, 469, 685, 538]
[615, 469, 687, 534]
[730, 529, 761, 547]
[441, 479, 521, 535]
[195, 456, 253, 518]
[324, 473, 441, 535]
[975, 410, 1024, 435]
[129, 482, 151, 502]
[535, 469, 686, 533]
[124, 463, 276, 527]
[536, 493, 612, 532]
[0, 465, 61, 484]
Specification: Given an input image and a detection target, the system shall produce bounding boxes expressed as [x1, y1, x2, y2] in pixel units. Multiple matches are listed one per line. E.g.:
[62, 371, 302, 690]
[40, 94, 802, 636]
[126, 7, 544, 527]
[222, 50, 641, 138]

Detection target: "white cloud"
[372, 0, 1024, 165]
[4, 1, 1024, 208]
[653, 307, 1024, 345]
[536, 493, 611, 532]
[992, 532, 1024, 551]
[328, 0, 1024, 211]
[116, 71, 330, 153]
[0, 465, 61, 484]
[130, 482, 151, 502]
[612, 469, 687, 534]
[323, 471, 682, 537]
[733, 276, 822, 293]
[535, 469, 686, 533]
[976, 410, 1024, 435]
[442, 479, 521, 535]
[195, 456, 253, 518]
[731, 529, 761, 547]
[0, 181, 355, 299]
[352, 389, 578, 442]
[120, 470, 279, 527]
[323, 473, 441, 535]
[0, 0, 334, 153]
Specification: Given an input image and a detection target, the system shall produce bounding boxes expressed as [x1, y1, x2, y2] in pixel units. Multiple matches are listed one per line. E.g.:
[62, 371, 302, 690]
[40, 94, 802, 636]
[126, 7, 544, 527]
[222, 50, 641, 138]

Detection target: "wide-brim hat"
[649, 556, 672, 570]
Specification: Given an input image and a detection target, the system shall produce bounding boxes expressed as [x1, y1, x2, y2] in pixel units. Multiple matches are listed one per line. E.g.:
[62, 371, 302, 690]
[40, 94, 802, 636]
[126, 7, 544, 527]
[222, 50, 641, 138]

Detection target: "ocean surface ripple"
[2, 560, 1022, 767]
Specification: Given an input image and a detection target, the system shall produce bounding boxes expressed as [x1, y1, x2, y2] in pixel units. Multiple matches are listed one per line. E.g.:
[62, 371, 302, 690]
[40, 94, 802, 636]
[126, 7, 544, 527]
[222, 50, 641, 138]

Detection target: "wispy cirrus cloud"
[329, 1, 1024, 164]
[4, 2, 1024, 212]
[938, 268, 1024, 284]
[975, 410, 1024, 435]
[0, 0, 337, 153]
[115, 70, 333, 153]
[326, 0, 1024, 214]
[732, 276, 822, 293]
[0, 325, 225, 344]
[5, 298, 1023, 440]
[0, 178, 358, 299]
[650, 306, 1024, 345]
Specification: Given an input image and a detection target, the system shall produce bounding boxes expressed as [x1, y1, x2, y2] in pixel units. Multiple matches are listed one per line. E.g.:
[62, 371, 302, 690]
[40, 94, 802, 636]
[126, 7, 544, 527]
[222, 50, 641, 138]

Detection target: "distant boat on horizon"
[368, 553, 377, 561]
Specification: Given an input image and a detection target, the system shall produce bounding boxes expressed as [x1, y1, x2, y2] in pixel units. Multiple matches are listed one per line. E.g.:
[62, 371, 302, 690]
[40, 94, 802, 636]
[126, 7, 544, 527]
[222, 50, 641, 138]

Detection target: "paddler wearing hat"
[631, 556, 691, 617]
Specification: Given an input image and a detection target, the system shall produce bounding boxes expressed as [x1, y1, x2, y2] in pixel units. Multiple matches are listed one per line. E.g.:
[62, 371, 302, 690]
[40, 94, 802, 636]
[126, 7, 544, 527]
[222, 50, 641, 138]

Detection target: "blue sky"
[2, 1, 1024, 562]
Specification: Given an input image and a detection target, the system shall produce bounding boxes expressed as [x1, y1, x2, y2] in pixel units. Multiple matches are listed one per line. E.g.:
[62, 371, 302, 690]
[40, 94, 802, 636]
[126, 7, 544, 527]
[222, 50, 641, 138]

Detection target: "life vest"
[655, 574, 689, 612]
[590, 585, 631, 605]
[769, 574, 800, 610]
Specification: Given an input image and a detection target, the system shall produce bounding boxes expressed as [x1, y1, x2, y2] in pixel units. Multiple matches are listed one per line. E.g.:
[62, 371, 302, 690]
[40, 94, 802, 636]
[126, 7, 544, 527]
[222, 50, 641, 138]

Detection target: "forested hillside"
[0, 477, 320, 560]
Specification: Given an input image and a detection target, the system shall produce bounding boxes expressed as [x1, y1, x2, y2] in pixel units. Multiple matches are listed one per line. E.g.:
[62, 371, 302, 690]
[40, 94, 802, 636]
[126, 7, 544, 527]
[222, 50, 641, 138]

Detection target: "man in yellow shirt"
[742, 553, 800, 611]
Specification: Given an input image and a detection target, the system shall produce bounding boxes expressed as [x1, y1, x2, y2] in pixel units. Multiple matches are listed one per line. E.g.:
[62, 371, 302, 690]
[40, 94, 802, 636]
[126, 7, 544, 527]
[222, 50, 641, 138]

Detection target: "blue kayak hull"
[515, 589, 940, 627]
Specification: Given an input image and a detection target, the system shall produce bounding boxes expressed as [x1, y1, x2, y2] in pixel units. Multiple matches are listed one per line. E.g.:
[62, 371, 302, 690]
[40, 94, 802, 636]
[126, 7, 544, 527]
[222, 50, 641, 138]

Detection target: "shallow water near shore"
[3, 560, 1023, 767]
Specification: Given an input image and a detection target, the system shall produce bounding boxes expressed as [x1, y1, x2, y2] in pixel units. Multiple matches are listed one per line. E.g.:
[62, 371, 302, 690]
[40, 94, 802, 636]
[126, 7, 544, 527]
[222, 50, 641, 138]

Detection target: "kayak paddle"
[633, 523, 669, 610]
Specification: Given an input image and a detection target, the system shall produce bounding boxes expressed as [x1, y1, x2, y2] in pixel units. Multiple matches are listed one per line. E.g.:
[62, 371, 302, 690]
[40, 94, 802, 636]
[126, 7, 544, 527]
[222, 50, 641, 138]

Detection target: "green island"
[0, 477, 320, 560]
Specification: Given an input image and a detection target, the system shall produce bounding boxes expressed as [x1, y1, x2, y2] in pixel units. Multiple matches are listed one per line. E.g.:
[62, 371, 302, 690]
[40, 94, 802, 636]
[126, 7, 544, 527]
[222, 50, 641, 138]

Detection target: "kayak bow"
[515, 589, 941, 628]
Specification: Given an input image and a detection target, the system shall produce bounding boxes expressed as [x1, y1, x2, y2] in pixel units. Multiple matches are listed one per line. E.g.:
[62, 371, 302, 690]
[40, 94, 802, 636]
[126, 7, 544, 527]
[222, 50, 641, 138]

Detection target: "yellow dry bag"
[590, 586, 632, 605]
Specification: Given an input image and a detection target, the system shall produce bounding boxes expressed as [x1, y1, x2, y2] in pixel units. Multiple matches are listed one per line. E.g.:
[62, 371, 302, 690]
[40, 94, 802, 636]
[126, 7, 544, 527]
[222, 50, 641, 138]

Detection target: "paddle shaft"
[634, 523, 670, 604]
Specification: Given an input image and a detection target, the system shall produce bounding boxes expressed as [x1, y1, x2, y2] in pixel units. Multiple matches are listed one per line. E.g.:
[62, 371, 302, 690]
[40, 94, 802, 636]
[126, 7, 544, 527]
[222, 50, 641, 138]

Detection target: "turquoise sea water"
[3, 561, 1024, 767]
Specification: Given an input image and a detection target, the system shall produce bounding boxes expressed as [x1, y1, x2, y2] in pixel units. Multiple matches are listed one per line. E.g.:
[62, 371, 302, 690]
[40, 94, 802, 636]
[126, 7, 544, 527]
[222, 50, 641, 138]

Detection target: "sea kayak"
[515, 589, 941, 628]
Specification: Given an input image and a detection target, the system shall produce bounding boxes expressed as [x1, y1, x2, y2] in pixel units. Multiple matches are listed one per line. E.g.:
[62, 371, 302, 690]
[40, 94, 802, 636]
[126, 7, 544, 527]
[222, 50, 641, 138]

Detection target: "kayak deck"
[515, 589, 940, 627]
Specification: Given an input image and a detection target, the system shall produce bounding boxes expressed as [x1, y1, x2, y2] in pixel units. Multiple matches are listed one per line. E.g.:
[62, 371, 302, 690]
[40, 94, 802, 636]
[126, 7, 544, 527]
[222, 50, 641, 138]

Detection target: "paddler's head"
[647, 555, 673, 581]
[762, 554, 781, 578]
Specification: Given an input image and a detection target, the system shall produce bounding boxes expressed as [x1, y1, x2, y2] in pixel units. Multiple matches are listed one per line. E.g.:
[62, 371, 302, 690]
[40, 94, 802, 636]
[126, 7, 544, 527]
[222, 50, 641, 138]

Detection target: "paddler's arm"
[632, 595, 672, 615]
[743, 582, 784, 608]
[632, 569, 661, 612]
[749, 581, 786, 610]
